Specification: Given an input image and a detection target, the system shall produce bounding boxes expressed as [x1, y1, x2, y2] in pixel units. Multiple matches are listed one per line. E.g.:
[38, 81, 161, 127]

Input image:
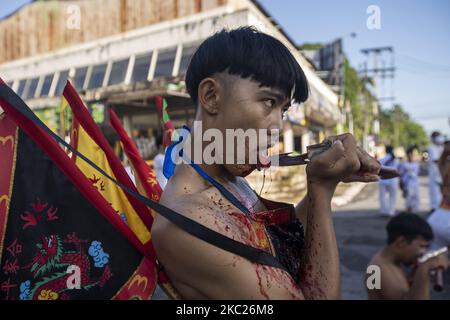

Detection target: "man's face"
[203, 74, 292, 177]
[433, 134, 444, 145]
[400, 236, 429, 265]
[407, 152, 413, 162]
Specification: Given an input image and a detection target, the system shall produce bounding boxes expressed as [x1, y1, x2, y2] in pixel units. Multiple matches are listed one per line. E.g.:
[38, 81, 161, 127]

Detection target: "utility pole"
[339, 33, 356, 135]
[360, 46, 395, 151]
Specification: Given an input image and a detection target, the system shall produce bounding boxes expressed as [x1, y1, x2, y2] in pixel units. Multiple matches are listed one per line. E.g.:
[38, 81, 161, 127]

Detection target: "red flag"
[63, 82, 154, 236]
[109, 110, 162, 202]
[0, 80, 157, 299]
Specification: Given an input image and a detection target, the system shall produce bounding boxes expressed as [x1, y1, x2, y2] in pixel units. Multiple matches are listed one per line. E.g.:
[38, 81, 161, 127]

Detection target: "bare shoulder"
[368, 253, 400, 278]
[151, 187, 303, 299]
[153, 186, 239, 240]
[150, 191, 238, 297]
[367, 252, 409, 300]
[368, 252, 384, 268]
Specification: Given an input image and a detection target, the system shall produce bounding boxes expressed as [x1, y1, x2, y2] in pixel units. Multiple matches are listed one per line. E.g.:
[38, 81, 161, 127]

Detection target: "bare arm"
[378, 254, 449, 300]
[406, 266, 431, 300]
[299, 183, 339, 299]
[294, 195, 308, 230]
[295, 140, 380, 254]
[407, 254, 450, 299]
[295, 134, 381, 299]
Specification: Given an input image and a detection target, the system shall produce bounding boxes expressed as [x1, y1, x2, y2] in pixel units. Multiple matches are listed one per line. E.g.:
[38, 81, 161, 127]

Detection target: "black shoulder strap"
[0, 84, 286, 271]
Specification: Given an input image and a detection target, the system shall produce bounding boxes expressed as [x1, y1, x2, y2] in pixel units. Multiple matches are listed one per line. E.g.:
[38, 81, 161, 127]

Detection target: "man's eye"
[264, 99, 276, 108]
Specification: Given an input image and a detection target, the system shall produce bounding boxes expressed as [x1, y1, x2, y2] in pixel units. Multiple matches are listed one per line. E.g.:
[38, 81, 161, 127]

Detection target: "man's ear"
[198, 77, 222, 115]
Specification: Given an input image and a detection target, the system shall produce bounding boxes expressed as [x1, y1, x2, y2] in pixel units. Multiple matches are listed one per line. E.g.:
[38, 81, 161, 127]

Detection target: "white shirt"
[379, 154, 400, 186]
[428, 144, 443, 184]
[427, 207, 450, 251]
[399, 161, 420, 184]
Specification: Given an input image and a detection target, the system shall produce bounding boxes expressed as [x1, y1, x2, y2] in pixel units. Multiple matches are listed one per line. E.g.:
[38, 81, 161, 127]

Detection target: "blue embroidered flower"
[19, 280, 31, 300]
[88, 240, 110, 268]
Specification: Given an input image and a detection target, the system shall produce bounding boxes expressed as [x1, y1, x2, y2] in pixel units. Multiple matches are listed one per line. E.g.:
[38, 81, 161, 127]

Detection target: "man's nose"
[268, 108, 283, 132]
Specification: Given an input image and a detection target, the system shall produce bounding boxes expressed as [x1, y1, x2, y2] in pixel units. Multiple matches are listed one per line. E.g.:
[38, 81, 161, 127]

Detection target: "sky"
[259, 0, 450, 137]
[1, 0, 449, 137]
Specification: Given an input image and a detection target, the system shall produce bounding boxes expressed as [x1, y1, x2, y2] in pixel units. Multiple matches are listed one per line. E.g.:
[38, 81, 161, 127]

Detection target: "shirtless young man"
[152, 27, 381, 300]
[367, 213, 449, 300]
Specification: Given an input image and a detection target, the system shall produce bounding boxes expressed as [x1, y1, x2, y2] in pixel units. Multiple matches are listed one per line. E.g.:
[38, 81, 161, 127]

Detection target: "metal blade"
[271, 153, 309, 166]
[269, 142, 400, 180]
[379, 166, 400, 179]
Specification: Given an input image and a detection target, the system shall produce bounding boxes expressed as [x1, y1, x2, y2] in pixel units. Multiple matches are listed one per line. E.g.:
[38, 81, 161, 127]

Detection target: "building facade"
[0, 0, 342, 199]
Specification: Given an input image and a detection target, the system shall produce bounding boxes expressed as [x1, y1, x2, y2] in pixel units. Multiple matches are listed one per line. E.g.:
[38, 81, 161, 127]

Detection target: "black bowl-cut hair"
[386, 213, 433, 244]
[186, 26, 309, 106]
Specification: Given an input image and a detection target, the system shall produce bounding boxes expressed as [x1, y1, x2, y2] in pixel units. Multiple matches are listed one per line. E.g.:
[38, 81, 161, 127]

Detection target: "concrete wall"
[0, 0, 226, 64]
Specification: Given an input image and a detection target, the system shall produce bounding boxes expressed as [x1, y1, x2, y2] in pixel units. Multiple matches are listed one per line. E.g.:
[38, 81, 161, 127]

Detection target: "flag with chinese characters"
[64, 82, 154, 248]
[0, 80, 157, 300]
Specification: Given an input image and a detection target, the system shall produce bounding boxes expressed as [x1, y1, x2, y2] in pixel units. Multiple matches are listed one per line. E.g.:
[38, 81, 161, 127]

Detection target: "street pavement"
[334, 176, 450, 299]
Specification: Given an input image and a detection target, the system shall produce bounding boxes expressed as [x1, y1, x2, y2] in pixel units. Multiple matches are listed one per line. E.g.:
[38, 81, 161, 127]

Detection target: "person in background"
[133, 128, 153, 160]
[399, 146, 421, 213]
[367, 213, 449, 300]
[379, 145, 400, 216]
[427, 140, 450, 251]
[147, 128, 157, 159]
[428, 131, 445, 212]
[153, 134, 167, 189]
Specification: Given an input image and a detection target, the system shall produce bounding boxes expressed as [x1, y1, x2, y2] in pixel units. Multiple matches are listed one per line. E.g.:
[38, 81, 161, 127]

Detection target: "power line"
[398, 62, 450, 74]
[397, 64, 450, 78]
[398, 54, 450, 71]
[413, 115, 449, 120]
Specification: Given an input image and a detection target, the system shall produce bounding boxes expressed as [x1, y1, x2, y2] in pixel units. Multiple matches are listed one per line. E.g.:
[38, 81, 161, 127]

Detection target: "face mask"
[434, 135, 445, 145]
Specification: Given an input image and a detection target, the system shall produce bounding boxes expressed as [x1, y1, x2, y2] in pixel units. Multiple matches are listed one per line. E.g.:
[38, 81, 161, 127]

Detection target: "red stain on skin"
[299, 255, 327, 298]
[234, 164, 256, 177]
[255, 265, 270, 299]
[204, 185, 305, 299]
[299, 265, 313, 289]
[256, 264, 303, 299]
[227, 211, 257, 244]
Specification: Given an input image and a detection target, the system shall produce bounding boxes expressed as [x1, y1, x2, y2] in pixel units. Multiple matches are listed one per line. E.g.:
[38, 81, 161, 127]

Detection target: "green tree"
[298, 43, 324, 50]
[343, 57, 376, 143]
[379, 104, 429, 150]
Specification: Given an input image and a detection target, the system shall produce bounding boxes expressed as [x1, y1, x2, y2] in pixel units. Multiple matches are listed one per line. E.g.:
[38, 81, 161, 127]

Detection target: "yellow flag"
[72, 122, 151, 245]
[59, 96, 69, 139]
